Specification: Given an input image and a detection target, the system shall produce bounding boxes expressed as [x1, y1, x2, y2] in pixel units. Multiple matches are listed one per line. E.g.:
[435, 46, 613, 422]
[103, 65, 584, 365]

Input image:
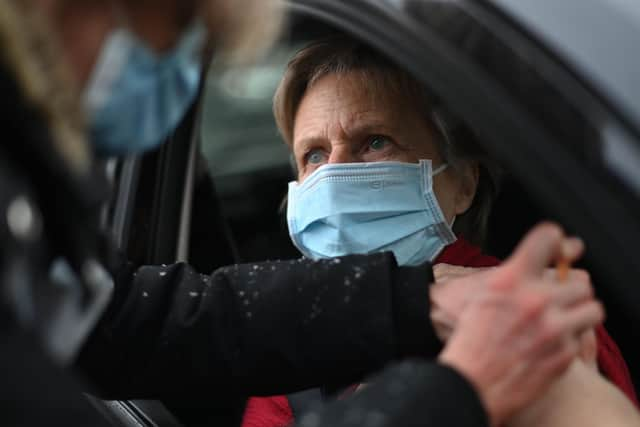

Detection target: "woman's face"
[292, 71, 477, 223]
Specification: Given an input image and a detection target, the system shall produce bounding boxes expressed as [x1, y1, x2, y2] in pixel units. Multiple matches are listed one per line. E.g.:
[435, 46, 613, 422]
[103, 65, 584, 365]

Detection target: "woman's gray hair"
[274, 36, 501, 247]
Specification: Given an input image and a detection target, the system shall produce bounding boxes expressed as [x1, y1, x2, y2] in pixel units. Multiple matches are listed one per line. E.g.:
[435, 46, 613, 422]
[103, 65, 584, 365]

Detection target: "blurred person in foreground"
[0, 1, 613, 426]
[242, 37, 639, 427]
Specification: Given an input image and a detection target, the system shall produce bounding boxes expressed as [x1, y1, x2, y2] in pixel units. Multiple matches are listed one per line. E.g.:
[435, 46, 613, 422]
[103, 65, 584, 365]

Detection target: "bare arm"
[508, 360, 640, 427]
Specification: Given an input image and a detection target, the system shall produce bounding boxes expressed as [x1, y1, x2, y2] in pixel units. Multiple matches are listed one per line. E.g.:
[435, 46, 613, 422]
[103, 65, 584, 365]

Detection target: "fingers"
[524, 296, 602, 361]
[535, 341, 577, 381]
[526, 287, 602, 357]
[556, 237, 584, 281]
[505, 222, 564, 280]
[578, 329, 599, 370]
[548, 279, 594, 307]
[505, 223, 587, 284]
[543, 267, 591, 284]
[431, 308, 455, 341]
[560, 237, 585, 264]
[561, 300, 605, 335]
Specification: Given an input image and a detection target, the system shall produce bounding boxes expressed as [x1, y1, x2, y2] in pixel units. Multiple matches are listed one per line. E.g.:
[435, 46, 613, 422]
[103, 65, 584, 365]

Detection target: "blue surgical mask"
[287, 160, 457, 266]
[84, 22, 206, 155]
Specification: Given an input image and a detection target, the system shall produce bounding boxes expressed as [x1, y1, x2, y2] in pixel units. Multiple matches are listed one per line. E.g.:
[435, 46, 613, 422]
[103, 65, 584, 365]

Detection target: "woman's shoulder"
[436, 238, 501, 267]
[241, 396, 293, 427]
[595, 325, 639, 406]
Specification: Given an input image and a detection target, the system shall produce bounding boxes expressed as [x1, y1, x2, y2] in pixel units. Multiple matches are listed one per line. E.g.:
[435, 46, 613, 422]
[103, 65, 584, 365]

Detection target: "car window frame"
[96, 77, 205, 427]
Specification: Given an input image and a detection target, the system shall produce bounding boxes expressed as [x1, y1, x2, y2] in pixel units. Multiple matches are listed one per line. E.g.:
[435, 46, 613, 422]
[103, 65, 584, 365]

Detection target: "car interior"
[95, 1, 640, 426]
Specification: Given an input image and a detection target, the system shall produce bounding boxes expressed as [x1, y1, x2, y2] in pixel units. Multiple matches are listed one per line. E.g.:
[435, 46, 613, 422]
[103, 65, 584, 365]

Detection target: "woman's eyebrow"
[294, 136, 327, 153]
[293, 119, 396, 149]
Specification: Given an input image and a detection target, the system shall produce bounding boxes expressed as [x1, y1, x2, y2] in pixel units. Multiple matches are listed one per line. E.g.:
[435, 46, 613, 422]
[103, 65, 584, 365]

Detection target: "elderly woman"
[280, 45, 495, 268]
[241, 37, 638, 427]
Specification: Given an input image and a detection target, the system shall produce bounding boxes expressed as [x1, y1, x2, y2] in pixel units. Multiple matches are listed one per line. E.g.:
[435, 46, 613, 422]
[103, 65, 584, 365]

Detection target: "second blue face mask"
[84, 22, 206, 156]
[287, 160, 457, 266]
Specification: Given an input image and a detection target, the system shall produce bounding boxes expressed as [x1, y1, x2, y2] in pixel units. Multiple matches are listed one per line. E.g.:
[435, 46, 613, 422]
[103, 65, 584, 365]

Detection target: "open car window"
[195, 0, 640, 393]
[202, 49, 293, 178]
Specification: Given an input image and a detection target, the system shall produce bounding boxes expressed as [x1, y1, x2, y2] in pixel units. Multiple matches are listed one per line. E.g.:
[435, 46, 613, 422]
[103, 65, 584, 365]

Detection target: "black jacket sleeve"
[295, 362, 489, 427]
[78, 253, 441, 401]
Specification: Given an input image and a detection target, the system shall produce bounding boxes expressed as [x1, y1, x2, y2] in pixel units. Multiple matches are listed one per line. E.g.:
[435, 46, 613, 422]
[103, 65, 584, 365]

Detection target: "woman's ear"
[454, 161, 479, 216]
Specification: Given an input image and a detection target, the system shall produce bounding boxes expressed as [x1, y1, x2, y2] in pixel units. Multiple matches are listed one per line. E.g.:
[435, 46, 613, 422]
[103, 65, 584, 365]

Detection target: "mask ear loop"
[432, 163, 448, 176]
[427, 162, 456, 230]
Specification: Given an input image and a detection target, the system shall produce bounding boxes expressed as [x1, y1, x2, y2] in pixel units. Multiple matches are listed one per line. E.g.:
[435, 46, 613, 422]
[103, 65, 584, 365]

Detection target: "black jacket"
[293, 362, 488, 427]
[0, 55, 111, 426]
[76, 256, 490, 427]
[79, 255, 438, 402]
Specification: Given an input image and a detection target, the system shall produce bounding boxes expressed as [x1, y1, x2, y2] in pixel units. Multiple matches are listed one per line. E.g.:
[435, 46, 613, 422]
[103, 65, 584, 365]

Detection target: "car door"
[87, 97, 202, 427]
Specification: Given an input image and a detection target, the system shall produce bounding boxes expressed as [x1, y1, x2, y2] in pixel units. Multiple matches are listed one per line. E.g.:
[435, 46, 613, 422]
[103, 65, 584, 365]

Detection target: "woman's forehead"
[294, 71, 431, 140]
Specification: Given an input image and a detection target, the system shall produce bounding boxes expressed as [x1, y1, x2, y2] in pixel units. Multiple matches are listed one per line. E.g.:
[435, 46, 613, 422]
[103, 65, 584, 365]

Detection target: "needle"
[557, 258, 570, 282]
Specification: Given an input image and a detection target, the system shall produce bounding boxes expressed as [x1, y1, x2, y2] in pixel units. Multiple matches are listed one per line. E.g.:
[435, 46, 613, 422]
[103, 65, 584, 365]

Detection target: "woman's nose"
[328, 146, 358, 164]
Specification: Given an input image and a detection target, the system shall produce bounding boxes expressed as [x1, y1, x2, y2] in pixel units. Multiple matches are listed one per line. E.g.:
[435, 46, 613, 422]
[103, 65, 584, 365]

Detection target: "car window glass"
[201, 55, 292, 177]
[199, 39, 304, 262]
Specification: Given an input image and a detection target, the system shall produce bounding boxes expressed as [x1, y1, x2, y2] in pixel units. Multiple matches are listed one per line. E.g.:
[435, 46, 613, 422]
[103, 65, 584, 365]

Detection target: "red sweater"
[242, 239, 638, 427]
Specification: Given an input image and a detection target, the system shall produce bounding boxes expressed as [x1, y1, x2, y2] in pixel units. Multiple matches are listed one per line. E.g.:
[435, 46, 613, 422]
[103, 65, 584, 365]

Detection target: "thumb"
[505, 222, 565, 279]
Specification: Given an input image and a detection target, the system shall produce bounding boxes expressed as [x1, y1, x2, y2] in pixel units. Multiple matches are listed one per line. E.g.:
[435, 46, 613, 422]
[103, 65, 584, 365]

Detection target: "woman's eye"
[306, 150, 326, 165]
[368, 136, 392, 151]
